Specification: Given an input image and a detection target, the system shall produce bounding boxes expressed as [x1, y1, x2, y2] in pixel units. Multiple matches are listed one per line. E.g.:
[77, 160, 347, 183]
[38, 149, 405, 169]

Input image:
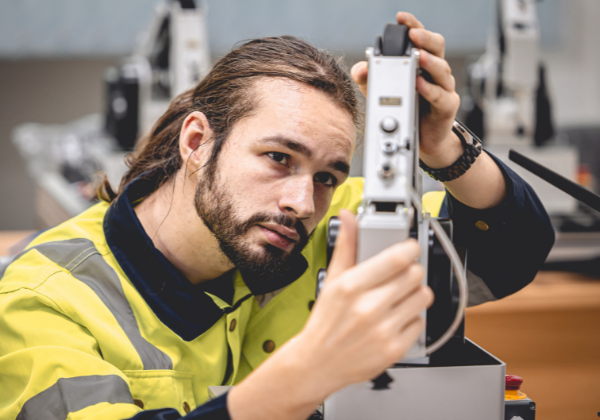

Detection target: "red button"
[505, 375, 523, 391]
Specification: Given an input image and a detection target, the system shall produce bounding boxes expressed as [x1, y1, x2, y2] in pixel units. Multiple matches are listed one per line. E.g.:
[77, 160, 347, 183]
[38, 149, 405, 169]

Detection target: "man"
[0, 12, 554, 420]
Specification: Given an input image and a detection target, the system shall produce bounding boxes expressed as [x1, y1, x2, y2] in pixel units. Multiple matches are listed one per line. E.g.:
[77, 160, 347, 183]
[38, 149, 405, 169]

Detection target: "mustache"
[235, 212, 309, 242]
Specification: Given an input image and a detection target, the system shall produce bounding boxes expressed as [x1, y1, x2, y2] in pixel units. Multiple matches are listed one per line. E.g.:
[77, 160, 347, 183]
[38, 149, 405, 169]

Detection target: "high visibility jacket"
[0, 152, 554, 419]
[3, 178, 448, 419]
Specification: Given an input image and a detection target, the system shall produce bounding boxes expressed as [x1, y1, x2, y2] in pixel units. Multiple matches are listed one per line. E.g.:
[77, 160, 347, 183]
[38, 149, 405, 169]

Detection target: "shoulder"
[1, 202, 112, 295]
[27, 202, 110, 251]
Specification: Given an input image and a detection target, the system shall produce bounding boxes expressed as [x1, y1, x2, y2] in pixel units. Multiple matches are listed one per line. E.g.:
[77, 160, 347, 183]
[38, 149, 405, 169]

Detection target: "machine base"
[323, 339, 506, 420]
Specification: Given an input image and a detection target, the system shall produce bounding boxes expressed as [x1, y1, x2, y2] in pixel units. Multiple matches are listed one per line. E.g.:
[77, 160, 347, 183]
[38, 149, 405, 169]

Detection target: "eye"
[314, 172, 337, 187]
[267, 152, 289, 166]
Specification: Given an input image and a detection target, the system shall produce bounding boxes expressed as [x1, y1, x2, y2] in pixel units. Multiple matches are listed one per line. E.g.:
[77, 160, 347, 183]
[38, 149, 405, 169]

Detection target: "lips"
[258, 224, 299, 251]
[259, 223, 300, 242]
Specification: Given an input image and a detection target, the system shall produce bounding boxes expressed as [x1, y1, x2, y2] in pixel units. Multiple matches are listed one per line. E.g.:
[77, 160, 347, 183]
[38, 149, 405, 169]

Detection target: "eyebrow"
[260, 135, 350, 176]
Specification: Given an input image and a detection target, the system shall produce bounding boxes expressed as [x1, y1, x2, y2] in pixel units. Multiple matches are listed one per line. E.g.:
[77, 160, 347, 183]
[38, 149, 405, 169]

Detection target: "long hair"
[98, 36, 360, 202]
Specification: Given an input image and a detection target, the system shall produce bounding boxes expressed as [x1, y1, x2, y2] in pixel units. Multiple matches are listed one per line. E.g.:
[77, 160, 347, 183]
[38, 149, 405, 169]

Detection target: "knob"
[381, 141, 398, 155]
[381, 116, 399, 133]
[379, 163, 394, 179]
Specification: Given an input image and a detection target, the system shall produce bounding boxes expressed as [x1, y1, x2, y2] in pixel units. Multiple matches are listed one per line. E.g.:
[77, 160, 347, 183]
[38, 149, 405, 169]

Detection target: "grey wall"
[0, 0, 561, 59]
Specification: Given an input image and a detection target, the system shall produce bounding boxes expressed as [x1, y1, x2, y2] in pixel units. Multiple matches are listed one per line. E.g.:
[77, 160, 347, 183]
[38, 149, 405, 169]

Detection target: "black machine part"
[377, 23, 435, 117]
[104, 65, 140, 151]
[509, 149, 600, 213]
[316, 216, 466, 363]
[505, 398, 536, 420]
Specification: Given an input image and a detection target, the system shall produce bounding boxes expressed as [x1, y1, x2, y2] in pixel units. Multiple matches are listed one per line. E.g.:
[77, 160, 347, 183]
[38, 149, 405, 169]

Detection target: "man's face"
[195, 78, 355, 283]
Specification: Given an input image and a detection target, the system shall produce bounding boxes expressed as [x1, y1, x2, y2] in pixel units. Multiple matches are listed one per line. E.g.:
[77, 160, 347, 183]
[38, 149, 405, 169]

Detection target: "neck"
[134, 172, 233, 284]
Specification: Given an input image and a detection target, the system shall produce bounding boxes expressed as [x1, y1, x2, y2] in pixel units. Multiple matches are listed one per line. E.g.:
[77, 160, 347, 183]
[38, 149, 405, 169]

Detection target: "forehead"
[231, 78, 356, 158]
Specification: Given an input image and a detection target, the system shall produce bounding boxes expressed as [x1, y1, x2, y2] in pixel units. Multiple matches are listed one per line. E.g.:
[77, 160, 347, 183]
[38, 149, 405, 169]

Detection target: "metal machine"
[316, 24, 512, 420]
[105, 0, 211, 150]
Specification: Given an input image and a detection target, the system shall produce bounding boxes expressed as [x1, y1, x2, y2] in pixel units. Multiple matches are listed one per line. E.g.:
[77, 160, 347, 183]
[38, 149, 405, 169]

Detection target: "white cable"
[408, 189, 468, 356]
[425, 218, 468, 355]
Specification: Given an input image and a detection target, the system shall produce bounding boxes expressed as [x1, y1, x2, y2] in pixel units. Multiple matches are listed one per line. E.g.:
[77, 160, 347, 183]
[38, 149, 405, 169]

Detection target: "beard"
[194, 162, 311, 295]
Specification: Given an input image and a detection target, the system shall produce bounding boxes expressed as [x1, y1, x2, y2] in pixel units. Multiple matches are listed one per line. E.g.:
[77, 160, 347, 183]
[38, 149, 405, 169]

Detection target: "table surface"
[467, 271, 600, 420]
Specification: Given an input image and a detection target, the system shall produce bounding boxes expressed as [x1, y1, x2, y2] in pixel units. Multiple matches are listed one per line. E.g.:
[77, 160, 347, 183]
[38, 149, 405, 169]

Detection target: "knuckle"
[355, 302, 374, 319]
[448, 74, 456, 89]
[438, 34, 446, 49]
[431, 88, 444, 105]
[445, 61, 452, 75]
[453, 92, 461, 106]
[338, 281, 357, 298]
[412, 263, 425, 280]
[406, 264, 424, 288]
[424, 286, 435, 306]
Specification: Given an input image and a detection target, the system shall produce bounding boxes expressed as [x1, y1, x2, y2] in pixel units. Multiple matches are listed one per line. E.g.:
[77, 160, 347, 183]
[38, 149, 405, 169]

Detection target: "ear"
[179, 111, 214, 174]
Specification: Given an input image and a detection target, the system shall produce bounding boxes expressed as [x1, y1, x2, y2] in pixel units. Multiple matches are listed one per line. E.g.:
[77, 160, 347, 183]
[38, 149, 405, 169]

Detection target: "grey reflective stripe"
[0, 254, 15, 278]
[17, 375, 133, 420]
[20, 238, 172, 370]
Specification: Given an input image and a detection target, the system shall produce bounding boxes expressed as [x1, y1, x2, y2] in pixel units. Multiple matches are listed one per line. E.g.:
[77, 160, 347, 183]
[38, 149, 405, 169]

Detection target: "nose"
[279, 175, 315, 220]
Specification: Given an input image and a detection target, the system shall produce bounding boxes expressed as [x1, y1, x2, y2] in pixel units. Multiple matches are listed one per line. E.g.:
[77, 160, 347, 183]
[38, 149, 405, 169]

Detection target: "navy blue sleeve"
[440, 151, 555, 299]
[126, 392, 230, 420]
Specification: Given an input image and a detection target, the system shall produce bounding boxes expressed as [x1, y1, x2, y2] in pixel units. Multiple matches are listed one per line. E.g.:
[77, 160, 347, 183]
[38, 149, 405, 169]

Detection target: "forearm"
[445, 153, 555, 298]
[420, 132, 507, 209]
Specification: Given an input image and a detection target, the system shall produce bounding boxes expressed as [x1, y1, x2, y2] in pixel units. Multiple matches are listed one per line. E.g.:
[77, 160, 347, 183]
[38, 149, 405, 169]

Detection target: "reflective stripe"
[19, 238, 172, 370]
[16, 375, 133, 420]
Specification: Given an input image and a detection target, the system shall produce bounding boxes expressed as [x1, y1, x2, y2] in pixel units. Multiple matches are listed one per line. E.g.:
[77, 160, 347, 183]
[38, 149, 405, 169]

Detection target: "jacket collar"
[103, 177, 234, 341]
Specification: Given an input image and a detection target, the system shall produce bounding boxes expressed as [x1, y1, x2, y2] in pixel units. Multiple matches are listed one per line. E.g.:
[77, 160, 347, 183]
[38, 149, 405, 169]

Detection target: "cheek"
[308, 189, 335, 229]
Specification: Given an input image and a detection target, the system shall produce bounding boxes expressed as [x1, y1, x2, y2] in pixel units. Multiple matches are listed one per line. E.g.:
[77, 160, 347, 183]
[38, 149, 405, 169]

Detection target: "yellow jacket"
[0, 177, 443, 419]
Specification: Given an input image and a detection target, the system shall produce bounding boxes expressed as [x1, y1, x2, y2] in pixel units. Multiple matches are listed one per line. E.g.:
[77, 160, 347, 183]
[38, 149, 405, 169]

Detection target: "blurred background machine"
[11, 0, 211, 227]
[105, 0, 210, 150]
[462, 0, 600, 274]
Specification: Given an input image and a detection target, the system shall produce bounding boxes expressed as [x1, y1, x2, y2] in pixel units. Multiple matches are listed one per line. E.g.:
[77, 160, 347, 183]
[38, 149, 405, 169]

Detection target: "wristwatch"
[419, 120, 483, 182]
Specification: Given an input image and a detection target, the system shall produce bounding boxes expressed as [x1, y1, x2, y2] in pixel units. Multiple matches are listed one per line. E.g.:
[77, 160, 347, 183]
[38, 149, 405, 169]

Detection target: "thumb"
[326, 209, 358, 280]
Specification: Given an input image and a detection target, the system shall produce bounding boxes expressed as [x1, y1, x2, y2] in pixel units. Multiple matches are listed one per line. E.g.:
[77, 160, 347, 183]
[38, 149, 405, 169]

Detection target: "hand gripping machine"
[315, 24, 534, 420]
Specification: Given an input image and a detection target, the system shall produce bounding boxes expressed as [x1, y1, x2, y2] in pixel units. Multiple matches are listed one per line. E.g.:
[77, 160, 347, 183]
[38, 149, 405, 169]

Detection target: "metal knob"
[381, 116, 399, 133]
[379, 163, 394, 179]
[381, 141, 398, 155]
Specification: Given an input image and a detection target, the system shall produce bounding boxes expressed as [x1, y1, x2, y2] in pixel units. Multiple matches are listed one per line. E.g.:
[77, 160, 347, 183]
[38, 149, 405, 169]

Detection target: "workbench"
[467, 271, 600, 420]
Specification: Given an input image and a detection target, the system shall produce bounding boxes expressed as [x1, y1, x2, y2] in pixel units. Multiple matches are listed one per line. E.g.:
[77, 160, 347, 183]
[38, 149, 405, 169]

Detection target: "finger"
[353, 263, 425, 318]
[390, 316, 426, 359]
[409, 28, 446, 59]
[326, 209, 358, 280]
[391, 285, 434, 330]
[351, 61, 368, 97]
[417, 75, 460, 120]
[343, 239, 422, 291]
[396, 12, 425, 30]
[419, 50, 455, 92]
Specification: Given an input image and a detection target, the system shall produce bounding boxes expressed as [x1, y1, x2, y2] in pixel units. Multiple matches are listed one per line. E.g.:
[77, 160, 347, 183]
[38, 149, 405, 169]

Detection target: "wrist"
[228, 334, 327, 420]
[419, 131, 463, 169]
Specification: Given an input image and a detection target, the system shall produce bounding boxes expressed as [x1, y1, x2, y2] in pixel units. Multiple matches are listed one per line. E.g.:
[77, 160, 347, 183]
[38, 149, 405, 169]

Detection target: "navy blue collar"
[104, 177, 240, 341]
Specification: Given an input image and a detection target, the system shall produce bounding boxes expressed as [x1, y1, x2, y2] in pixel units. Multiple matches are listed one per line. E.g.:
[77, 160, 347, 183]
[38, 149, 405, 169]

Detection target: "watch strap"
[419, 121, 482, 182]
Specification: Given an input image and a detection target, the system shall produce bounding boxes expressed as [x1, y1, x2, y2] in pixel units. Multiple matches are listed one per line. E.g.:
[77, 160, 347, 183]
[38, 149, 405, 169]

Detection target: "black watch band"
[419, 120, 483, 182]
